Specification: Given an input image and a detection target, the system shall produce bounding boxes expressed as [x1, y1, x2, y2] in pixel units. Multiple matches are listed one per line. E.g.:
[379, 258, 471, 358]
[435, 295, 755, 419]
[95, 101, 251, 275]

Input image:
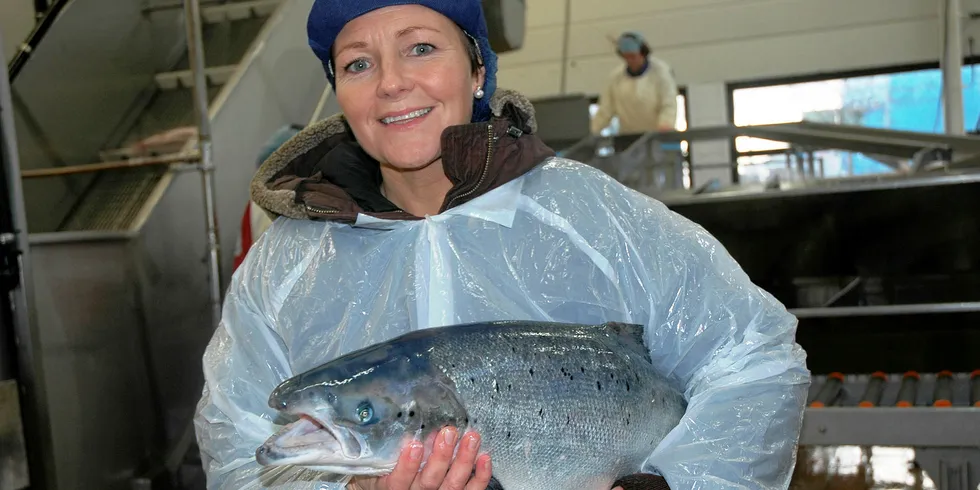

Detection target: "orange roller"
[971, 370, 980, 407]
[934, 371, 954, 407]
[895, 372, 919, 408]
[859, 372, 887, 408]
[810, 373, 845, 408]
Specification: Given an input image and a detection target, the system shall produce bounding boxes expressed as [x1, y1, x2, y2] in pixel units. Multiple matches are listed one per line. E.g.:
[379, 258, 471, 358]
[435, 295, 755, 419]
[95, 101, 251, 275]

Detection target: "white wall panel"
[569, 0, 739, 22]
[497, 61, 564, 98]
[527, 0, 567, 27]
[498, 0, 980, 98]
[496, 25, 565, 65]
[565, 0, 938, 60]
[567, 19, 949, 90]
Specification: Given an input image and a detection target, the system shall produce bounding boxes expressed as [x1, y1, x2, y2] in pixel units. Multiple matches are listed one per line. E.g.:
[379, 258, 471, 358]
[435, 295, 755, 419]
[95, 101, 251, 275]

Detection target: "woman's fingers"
[462, 454, 492, 490]
[442, 431, 484, 489]
[384, 440, 425, 490]
[413, 427, 459, 489]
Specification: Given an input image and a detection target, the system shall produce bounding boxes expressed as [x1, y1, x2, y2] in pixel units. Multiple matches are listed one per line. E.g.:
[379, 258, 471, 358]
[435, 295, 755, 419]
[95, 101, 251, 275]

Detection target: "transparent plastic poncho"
[193, 157, 811, 489]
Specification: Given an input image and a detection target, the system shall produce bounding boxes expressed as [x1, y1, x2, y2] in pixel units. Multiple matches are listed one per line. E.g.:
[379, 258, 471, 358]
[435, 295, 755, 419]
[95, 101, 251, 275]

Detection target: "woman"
[193, 1, 811, 489]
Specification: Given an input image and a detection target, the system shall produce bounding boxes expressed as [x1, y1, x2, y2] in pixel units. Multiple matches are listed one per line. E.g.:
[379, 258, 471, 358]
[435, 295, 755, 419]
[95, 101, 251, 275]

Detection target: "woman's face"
[333, 5, 485, 171]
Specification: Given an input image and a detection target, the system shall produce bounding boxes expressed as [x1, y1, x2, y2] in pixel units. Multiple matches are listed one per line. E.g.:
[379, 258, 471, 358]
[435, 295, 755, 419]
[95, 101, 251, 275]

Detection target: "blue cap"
[307, 0, 498, 123]
[617, 31, 645, 54]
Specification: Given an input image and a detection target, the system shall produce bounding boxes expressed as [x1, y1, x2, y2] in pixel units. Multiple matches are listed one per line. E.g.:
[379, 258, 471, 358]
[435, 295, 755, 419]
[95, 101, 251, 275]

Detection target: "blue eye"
[411, 43, 435, 56]
[345, 59, 371, 73]
[355, 402, 374, 424]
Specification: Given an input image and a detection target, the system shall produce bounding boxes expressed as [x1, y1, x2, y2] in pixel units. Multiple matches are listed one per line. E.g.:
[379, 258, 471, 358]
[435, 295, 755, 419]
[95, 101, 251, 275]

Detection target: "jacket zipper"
[306, 203, 410, 217]
[305, 204, 340, 215]
[446, 123, 495, 210]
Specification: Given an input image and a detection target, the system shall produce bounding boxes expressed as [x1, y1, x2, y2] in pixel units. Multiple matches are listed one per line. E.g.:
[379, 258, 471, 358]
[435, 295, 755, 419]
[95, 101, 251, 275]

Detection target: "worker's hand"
[347, 427, 491, 490]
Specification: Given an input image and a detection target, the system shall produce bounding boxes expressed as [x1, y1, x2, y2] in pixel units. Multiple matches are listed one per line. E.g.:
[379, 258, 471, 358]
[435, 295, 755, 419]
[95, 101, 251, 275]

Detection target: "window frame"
[724, 57, 980, 182]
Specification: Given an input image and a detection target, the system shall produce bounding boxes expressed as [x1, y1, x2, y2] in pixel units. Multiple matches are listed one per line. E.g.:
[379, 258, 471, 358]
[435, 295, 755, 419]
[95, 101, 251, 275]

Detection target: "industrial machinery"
[560, 124, 980, 489]
[6, 0, 327, 488]
[3, 0, 529, 487]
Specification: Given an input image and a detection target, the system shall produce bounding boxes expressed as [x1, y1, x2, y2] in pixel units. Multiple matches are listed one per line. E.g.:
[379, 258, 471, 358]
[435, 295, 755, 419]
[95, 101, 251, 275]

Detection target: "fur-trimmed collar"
[250, 88, 554, 223]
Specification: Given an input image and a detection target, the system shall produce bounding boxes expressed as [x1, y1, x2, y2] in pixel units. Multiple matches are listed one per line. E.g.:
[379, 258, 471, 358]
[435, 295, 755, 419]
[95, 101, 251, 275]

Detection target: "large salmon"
[256, 321, 687, 490]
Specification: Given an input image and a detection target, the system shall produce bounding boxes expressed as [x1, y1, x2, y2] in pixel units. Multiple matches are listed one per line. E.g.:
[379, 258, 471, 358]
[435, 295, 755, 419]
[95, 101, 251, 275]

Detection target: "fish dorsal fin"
[599, 321, 652, 364]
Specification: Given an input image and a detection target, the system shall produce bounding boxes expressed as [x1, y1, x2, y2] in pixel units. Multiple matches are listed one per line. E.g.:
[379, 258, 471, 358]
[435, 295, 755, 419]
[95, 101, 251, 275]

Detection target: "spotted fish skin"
[261, 321, 687, 490]
[424, 321, 686, 490]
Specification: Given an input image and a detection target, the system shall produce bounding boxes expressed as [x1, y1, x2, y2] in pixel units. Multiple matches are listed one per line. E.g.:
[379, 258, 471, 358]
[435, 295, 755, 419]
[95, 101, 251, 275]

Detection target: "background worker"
[591, 32, 683, 190]
[591, 31, 678, 136]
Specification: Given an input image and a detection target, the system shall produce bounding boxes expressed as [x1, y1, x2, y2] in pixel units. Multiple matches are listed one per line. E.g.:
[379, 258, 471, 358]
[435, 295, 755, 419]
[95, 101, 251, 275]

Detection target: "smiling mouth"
[380, 107, 432, 125]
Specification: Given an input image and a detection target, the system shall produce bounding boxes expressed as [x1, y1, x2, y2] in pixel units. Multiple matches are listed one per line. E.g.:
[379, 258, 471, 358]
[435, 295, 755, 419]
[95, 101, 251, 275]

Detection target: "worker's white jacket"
[591, 57, 680, 135]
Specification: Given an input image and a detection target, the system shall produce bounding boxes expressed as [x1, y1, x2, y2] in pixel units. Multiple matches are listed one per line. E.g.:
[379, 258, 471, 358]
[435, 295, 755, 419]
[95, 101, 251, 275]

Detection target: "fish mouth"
[256, 413, 370, 471]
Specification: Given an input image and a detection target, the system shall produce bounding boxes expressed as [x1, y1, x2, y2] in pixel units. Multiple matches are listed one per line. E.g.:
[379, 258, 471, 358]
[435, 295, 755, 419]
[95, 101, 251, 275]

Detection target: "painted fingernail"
[468, 433, 480, 450]
[443, 427, 456, 446]
[410, 443, 423, 460]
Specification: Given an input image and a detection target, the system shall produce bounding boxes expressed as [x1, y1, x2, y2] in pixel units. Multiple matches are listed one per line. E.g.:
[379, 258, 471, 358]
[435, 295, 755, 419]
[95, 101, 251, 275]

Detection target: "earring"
[474, 87, 484, 99]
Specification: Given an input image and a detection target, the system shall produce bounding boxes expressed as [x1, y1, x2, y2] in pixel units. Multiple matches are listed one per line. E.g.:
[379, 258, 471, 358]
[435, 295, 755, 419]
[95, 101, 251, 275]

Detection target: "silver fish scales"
[256, 320, 687, 490]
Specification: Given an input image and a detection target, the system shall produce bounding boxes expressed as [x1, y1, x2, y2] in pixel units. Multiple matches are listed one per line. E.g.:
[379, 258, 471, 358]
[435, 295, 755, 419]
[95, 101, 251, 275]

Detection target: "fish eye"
[355, 402, 374, 424]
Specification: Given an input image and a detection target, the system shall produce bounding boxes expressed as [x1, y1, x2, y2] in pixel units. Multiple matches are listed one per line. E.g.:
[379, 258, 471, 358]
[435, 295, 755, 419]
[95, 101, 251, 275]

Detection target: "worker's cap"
[306, 0, 497, 122]
[616, 31, 647, 54]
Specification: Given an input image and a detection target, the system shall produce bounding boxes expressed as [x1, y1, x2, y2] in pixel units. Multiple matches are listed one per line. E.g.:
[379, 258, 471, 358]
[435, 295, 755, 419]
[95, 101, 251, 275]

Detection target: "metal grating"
[60, 166, 167, 232]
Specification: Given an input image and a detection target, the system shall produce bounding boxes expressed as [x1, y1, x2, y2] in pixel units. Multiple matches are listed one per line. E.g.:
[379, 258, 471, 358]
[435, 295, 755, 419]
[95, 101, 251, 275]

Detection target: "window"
[731, 64, 980, 183]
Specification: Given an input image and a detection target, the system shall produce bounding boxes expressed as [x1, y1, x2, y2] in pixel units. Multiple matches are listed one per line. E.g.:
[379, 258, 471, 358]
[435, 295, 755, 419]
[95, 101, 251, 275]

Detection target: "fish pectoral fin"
[412, 377, 469, 426]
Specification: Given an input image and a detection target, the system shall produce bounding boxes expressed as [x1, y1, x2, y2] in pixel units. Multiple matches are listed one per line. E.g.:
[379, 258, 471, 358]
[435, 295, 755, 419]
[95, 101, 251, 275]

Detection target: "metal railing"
[564, 121, 980, 196]
[15, 0, 223, 333]
[6, 0, 72, 81]
[13, 9, 224, 484]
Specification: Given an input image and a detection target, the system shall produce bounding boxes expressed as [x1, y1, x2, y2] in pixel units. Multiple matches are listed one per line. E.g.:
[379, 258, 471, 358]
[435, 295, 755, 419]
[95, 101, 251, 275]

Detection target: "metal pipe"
[820, 277, 862, 307]
[308, 84, 334, 126]
[33, 0, 50, 16]
[942, 0, 965, 135]
[7, 0, 71, 80]
[559, 0, 571, 94]
[790, 301, 980, 318]
[19, 151, 200, 179]
[184, 0, 223, 330]
[143, 0, 225, 14]
[1, 35, 56, 489]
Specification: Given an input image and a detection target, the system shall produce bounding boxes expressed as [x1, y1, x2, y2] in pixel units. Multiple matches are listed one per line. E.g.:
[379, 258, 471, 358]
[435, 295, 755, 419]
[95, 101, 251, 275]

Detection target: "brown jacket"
[250, 89, 556, 224]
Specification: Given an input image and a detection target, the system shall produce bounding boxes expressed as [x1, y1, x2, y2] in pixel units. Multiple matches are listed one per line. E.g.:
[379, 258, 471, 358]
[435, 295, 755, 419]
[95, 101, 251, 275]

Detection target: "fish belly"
[430, 327, 685, 490]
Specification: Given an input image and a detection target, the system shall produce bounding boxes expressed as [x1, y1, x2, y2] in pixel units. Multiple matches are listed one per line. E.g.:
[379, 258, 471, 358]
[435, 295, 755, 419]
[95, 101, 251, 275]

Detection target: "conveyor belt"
[800, 370, 980, 448]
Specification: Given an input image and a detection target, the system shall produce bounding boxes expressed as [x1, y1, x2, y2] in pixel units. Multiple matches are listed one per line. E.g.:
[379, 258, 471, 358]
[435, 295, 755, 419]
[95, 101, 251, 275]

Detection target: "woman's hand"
[347, 426, 492, 490]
